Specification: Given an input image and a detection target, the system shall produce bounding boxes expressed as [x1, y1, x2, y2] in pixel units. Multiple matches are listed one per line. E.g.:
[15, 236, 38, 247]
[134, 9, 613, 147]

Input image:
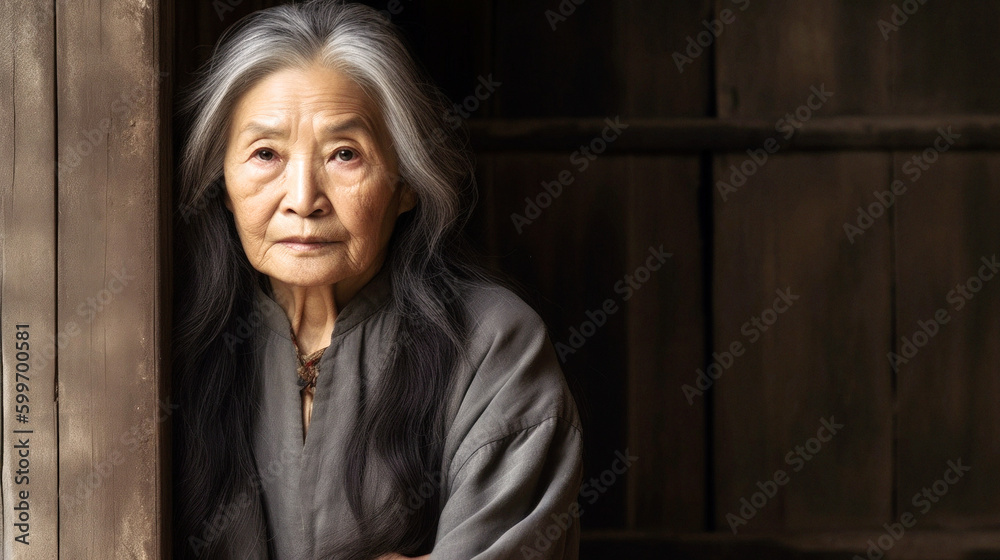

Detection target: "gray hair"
[180, 0, 474, 263]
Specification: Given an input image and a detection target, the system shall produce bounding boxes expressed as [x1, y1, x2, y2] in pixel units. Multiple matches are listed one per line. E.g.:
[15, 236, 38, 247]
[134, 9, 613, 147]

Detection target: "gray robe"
[250, 271, 583, 559]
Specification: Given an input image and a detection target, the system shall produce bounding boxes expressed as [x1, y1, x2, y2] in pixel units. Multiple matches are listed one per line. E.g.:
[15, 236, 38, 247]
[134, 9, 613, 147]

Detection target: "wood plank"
[56, 0, 166, 556]
[595, 3, 713, 531]
[712, 153, 894, 531]
[492, 0, 709, 118]
[890, 0, 1000, 531]
[469, 116, 1000, 153]
[888, 2, 1000, 114]
[624, 156, 705, 531]
[894, 152, 1000, 527]
[611, 0, 712, 118]
[714, 0, 892, 117]
[0, 1, 59, 558]
[492, 2, 616, 118]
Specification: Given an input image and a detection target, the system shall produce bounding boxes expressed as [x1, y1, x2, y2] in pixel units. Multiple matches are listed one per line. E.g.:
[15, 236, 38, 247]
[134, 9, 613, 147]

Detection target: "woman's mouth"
[278, 237, 337, 251]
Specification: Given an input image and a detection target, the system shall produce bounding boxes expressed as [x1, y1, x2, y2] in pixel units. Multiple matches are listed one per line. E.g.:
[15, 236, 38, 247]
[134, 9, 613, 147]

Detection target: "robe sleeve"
[430, 288, 584, 559]
[431, 417, 583, 559]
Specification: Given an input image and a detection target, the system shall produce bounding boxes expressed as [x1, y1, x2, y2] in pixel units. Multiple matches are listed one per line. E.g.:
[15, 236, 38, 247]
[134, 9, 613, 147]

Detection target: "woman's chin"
[262, 266, 343, 289]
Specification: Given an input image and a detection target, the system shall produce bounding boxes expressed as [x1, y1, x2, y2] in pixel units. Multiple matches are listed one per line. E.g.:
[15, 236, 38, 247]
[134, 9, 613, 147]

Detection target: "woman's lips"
[278, 237, 337, 251]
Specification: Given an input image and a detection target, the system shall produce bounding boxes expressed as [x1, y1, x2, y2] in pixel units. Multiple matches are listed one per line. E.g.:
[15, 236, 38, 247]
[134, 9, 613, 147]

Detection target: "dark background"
[174, 1, 1000, 558]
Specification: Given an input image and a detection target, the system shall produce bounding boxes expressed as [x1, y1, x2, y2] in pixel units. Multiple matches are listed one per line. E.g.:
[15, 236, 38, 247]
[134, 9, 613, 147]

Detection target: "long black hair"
[172, 1, 486, 557]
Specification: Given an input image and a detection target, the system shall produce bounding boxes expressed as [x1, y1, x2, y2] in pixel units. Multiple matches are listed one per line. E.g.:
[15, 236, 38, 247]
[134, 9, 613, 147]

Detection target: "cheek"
[232, 204, 271, 240]
[227, 191, 275, 249]
[337, 183, 397, 240]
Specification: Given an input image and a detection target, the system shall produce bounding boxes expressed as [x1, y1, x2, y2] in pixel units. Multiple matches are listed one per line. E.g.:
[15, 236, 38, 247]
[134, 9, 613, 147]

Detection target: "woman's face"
[223, 63, 415, 289]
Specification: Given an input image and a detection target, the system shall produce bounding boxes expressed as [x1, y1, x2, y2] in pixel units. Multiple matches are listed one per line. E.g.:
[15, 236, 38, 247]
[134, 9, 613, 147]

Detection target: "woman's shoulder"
[444, 279, 581, 449]
[455, 280, 560, 375]
[459, 280, 548, 336]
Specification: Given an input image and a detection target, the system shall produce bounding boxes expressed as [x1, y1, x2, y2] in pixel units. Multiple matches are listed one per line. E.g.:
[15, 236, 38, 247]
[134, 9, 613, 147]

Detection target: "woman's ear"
[397, 182, 418, 216]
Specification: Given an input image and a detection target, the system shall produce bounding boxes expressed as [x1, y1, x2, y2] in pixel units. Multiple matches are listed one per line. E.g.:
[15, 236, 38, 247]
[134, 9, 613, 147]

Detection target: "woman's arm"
[431, 417, 584, 559]
[424, 288, 585, 559]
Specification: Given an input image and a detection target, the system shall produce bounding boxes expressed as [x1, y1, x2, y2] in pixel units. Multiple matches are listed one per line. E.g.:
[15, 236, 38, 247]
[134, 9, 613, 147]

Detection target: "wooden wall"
[397, 1, 1000, 557]
[4, 0, 998, 558]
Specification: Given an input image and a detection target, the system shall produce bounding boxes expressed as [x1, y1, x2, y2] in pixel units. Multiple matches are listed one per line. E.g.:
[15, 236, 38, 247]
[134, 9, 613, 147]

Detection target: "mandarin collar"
[254, 266, 393, 341]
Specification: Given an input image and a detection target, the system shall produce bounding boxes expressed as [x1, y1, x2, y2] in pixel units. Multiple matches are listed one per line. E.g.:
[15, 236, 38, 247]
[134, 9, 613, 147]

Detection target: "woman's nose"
[282, 159, 331, 217]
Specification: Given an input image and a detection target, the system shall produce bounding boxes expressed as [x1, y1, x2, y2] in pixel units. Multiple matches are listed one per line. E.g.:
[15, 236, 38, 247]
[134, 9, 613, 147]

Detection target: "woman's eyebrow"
[237, 121, 287, 141]
[234, 116, 374, 142]
[322, 116, 373, 139]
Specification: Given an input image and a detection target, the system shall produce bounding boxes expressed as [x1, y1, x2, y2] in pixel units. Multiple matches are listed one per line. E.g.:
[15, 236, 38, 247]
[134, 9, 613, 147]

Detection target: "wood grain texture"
[714, 0, 892, 117]
[611, 0, 713, 118]
[887, 1, 1000, 114]
[493, 0, 710, 118]
[468, 116, 1000, 153]
[0, 1, 59, 558]
[712, 153, 894, 531]
[483, 1, 714, 531]
[894, 152, 1000, 527]
[715, 0, 1000, 116]
[624, 156, 705, 531]
[887, 2, 1000, 530]
[56, 0, 166, 557]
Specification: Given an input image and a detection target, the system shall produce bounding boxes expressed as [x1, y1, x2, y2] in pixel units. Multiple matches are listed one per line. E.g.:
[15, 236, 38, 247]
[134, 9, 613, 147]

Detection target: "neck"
[268, 264, 382, 354]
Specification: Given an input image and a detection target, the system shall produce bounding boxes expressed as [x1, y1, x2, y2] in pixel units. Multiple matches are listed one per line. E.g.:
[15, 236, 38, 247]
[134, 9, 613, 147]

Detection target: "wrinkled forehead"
[226, 63, 391, 147]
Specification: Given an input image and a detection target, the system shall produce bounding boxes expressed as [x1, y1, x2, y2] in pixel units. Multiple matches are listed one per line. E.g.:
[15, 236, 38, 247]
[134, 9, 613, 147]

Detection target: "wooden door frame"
[3, 0, 173, 557]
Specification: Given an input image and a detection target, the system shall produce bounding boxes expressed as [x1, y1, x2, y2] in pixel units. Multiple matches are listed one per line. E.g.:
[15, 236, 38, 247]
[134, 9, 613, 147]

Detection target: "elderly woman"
[172, 1, 582, 559]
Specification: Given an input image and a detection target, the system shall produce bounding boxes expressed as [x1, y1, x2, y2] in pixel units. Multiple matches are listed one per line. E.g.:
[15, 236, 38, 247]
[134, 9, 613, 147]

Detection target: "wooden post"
[1, 1, 60, 558]
[4, 0, 171, 556]
[57, 0, 169, 556]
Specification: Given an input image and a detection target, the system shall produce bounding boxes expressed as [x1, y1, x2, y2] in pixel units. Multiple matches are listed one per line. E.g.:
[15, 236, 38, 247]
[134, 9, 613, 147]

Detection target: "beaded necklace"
[290, 327, 327, 440]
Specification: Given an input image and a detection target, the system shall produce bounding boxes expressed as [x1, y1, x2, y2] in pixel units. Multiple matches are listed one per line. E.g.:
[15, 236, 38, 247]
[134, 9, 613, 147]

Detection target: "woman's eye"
[253, 148, 276, 162]
[334, 149, 356, 162]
